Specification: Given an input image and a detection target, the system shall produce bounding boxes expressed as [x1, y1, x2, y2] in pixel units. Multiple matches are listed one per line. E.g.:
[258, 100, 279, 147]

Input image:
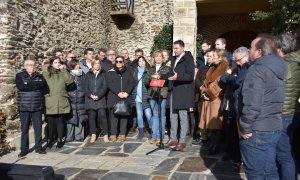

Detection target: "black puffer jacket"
[16, 71, 46, 111]
[239, 55, 287, 134]
[84, 69, 108, 110]
[66, 71, 88, 125]
[106, 66, 134, 108]
[282, 50, 300, 115]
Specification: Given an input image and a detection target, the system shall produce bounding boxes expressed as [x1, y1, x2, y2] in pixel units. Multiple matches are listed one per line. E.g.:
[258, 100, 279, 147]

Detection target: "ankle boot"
[137, 128, 144, 140]
[56, 138, 63, 148]
[47, 139, 55, 149]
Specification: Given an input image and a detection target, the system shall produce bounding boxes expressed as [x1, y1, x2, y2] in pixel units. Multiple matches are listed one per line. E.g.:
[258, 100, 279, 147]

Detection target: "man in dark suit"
[167, 40, 195, 151]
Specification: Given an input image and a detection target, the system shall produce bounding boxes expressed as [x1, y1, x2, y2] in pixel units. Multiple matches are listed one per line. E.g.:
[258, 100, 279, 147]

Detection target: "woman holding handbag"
[107, 56, 134, 142]
[132, 56, 152, 140]
[145, 50, 170, 144]
[84, 59, 108, 143]
[199, 49, 228, 155]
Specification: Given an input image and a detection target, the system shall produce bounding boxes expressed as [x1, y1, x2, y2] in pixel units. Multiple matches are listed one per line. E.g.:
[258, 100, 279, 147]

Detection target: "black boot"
[137, 128, 144, 140]
[47, 139, 55, 149]
[207, 130, 221, 155]
[56, 138, 63, 148]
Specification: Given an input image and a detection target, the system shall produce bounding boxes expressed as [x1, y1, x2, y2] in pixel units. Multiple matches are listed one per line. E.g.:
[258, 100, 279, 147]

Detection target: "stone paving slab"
[0, 134, 247, 180]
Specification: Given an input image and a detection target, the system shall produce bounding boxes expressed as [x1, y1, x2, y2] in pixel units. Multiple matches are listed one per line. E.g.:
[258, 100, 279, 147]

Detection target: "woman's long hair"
[47, 56, 61, 78]
[214, 49, 228, 64]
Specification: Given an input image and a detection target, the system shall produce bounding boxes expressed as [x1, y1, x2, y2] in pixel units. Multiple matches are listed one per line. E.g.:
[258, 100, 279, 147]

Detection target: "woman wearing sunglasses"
[107, 56, 134, 142]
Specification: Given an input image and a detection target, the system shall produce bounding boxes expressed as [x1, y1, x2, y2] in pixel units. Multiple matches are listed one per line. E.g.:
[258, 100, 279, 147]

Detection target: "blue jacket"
[239, 55, 287, 134]
[220, 62, 251, 118]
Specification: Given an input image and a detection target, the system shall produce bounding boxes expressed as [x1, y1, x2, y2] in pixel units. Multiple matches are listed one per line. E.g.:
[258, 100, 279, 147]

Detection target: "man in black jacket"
[16, 55, 47, 157]
[167, 40, 195, 151]
[239, 35, 287, 180]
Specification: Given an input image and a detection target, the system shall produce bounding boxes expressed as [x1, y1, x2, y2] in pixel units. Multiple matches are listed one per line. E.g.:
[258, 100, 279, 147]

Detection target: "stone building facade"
[0, 0, 177, 130]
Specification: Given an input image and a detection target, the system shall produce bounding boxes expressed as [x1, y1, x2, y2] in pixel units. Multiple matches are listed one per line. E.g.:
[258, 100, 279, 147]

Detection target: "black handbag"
[113, 75, 131, 116]
[113, 100, 131, 116]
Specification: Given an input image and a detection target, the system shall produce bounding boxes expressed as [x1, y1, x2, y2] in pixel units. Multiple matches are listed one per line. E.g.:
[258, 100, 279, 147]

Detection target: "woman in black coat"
[65, 59, 87, 142]
[84, 59, 108, 143]
[107, 56, 134, 142]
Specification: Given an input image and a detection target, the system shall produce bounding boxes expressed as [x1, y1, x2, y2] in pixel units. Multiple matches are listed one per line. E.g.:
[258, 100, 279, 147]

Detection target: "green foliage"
[250, 0, 300, 34]
[0, 112, 15, 156]
[150, 24, 173, 56]
[196, 33, 203, 54]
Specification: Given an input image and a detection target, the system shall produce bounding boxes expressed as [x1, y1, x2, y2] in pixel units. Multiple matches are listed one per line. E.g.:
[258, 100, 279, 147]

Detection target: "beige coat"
[199, 61, 228, 129]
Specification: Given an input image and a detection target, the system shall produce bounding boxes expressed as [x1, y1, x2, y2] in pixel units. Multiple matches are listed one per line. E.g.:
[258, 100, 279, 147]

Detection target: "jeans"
[20, 111, 42, 152]
[135, 101, 152, 128]
[240, 130, 281, 180]
[150, 99, 167, 139]
[276, 114, 299, 180]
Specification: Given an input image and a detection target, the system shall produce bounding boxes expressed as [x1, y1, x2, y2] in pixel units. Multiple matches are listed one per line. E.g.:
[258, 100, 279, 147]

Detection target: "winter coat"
[66, 72, 88, 125]
[145, 63, 170, 99]
[84, 69, 108, 110]
[169, 52, 195, 110]
[199, 61, 228, 129]
[16, 71, 46, 112]
[239, 55, 287, 134]
[220, 62, 250, 119]
[106, 66, 135, 108]
[43, 68, 74, 115]
[131, 67, 150, 109]
[282, 50, 300, 115]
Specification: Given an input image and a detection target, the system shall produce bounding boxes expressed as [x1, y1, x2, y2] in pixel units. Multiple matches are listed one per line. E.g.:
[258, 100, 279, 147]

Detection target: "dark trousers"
[224, 116, 241, 163]
[47, 114, 65, 140]
[87, 109, 107, 135]
[20, 111, 42, 152]
[110, 108, 128, 135]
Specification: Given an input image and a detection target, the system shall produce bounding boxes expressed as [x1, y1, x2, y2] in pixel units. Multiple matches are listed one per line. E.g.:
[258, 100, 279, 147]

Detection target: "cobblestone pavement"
[0, 133, 246, 180]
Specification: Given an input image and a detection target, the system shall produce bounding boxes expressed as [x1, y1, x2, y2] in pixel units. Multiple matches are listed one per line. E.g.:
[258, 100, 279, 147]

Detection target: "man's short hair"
[256, 34, 278, 56]
[276, 32, 297, 54]
[233, 47, 249, 60]
[24, 55, 37, 65]
[84, 48, 94, 55]
[174, 40, 185, 47]
[202, 39, 211, 46]
[52, 48, 63, 57]
[134, 48, 144, 55]
[216, 38, 226, 45]
[98, 48, 107, 54]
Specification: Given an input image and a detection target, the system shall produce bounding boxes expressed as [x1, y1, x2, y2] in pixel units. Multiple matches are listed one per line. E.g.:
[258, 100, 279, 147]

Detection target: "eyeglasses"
[116, 60, 124, 64]
[236, 56, 245, 62]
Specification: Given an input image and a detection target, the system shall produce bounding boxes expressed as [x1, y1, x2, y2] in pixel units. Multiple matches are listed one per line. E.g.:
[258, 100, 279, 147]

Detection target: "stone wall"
[0, 0, 113, 132]
[0, 0, 175, 137]
[109, 0, 174, 60]
[173, 0, 197, 57]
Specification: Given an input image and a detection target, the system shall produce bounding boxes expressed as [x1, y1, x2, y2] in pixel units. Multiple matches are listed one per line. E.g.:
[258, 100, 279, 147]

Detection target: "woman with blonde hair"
[146, 50, 170, 144]
[84, 59, 108, 143]
[199, 49, 228, 155]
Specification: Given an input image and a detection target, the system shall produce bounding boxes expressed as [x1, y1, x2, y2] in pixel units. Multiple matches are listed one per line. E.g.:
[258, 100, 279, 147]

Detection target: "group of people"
[16, 33, 299, 180]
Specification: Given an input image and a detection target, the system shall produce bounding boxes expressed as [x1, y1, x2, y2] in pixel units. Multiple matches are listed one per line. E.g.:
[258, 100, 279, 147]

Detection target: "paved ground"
[0, 133, 246, 180]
